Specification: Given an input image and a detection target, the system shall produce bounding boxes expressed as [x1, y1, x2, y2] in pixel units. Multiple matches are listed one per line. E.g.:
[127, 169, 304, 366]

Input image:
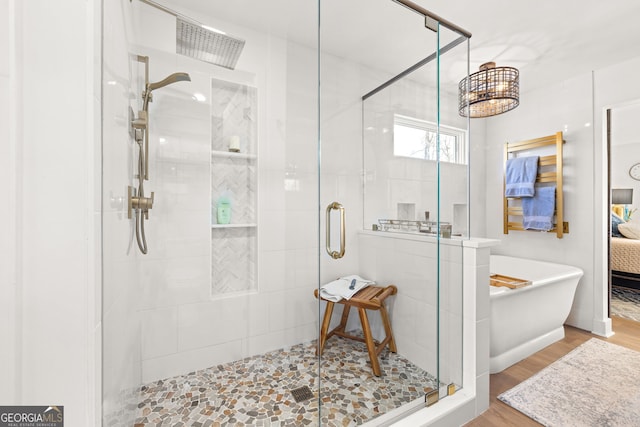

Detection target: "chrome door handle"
[326, 202, 345, 259]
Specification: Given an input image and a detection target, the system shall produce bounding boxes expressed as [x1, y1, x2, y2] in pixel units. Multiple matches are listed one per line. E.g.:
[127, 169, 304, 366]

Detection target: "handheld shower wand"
[129, 55, 191, 254]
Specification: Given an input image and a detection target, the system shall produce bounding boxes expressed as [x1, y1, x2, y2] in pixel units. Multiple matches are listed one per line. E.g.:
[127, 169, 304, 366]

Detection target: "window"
[393, 114, 467, 164]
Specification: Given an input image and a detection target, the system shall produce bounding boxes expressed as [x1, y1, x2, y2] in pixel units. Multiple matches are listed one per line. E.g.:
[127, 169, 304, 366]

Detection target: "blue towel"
[522, 186, 556, 231]
[505, 156, 539, 197]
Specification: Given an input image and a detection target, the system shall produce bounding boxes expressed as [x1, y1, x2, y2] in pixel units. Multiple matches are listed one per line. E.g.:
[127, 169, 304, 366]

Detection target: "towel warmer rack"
[503, 131, 568, 238]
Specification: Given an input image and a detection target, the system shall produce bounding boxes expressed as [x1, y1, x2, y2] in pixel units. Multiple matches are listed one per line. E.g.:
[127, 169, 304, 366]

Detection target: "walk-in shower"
[102, 0, 472, 424]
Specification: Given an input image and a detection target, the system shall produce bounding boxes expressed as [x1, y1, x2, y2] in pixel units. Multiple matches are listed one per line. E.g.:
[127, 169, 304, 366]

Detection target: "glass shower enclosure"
[101, 0, 470, 425]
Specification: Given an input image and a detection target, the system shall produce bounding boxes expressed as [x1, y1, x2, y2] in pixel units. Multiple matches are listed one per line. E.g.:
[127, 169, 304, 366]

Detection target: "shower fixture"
[129, 55, 191, 254]
[143, 72, 191, 109]
[137, 0, 246, 69]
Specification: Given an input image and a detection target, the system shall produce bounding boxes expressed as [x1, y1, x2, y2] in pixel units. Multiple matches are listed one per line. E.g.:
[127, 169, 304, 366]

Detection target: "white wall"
[1, 1, 100, 426]
[484, 55, 640, 335]
[611, 145, 640, 215]
[484, 72, 596, 331]
[610, 103, 640, 216]
[0, 0, 16, 406]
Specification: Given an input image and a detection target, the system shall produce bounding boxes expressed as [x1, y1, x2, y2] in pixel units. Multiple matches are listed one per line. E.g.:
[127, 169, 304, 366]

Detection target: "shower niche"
[210, 78, 258, 297]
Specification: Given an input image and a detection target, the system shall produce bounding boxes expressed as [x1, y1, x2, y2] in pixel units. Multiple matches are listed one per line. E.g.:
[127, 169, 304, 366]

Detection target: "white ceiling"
[164, 0, 640, 93]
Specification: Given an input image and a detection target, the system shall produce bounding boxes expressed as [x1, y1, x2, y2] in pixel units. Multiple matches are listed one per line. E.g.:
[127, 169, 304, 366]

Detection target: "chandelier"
[458, 62, 519, 118]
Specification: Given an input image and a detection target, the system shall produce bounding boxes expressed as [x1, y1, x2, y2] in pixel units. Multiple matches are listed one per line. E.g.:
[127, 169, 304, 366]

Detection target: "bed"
[611, 236, 640, 290]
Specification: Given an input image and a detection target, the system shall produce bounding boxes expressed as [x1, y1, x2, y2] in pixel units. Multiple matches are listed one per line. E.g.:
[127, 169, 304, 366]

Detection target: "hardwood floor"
[464, 316, 640, 427]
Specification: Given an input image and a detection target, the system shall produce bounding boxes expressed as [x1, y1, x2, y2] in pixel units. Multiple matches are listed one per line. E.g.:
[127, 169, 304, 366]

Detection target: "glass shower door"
[318, 0, 469, 422]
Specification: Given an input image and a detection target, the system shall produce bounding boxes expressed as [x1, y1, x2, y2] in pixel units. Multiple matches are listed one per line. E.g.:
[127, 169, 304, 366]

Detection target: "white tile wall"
[141, 307, 178, 360]
[475, 318, 490, 376]
[128, 5, 325, 384]
[465, 242, 493, 418]
[178, 299, 249, 350]
[241, 323, 319, 359]
[363, 75, 470, 232]
[142, 340, 243, 382]
[267, 288, 317, 332]
[358, 232, 466, 380]
[258, 250, 287, 292]
[358, 233, 497, 425]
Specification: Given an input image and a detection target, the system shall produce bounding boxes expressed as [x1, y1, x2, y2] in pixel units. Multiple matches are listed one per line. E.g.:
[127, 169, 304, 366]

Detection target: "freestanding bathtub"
[489, 255, 583, 374]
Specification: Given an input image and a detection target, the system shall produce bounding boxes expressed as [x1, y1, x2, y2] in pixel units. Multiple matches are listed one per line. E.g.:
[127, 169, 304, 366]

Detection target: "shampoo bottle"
[217, 194, 231, 225]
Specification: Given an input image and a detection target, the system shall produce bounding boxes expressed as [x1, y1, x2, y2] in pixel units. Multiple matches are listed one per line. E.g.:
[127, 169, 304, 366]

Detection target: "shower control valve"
[127, 186, 155, 219]
[139, 191, 154, 219]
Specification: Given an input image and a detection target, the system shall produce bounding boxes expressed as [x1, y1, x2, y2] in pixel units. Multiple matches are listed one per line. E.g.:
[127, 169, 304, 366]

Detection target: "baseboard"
[591, 317, 614, 337]
[490, 327, 565, 374]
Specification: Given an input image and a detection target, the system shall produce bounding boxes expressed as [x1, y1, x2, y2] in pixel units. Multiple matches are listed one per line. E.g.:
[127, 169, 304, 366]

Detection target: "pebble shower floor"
[134, 335, 438, 426]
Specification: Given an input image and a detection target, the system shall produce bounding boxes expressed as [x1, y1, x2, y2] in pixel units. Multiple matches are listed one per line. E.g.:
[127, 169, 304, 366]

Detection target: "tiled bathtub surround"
[135, 335, 437, 426]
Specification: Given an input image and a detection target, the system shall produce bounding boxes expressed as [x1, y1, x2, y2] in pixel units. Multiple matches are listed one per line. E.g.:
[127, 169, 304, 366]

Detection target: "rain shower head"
[137, 0, 246, 70]
[176, 18, 245, 70]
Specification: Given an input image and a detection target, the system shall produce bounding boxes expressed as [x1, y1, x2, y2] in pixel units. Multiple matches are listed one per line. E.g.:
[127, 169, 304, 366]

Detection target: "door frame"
[603, 99, 640, 326]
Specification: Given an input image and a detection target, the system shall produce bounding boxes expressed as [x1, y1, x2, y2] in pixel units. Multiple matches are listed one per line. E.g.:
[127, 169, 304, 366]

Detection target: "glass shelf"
[211, 223, 257, 229]
[211, 150, 257, 160]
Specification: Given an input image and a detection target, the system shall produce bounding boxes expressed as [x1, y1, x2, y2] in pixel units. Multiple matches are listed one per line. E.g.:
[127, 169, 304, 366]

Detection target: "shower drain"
[291, 385, 314, 403]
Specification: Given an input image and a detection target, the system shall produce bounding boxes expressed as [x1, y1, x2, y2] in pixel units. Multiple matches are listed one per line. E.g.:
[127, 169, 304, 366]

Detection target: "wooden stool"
[314, 285, 397, 376]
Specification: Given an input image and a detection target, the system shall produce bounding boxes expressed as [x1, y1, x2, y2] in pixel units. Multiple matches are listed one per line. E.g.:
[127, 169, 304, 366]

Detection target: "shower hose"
[135, 140, 148, 254]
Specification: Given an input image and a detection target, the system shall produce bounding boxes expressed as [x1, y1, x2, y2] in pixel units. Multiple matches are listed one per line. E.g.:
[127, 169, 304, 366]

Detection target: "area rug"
[498, 339, 640, 427]
[611, 286, 640, 322]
